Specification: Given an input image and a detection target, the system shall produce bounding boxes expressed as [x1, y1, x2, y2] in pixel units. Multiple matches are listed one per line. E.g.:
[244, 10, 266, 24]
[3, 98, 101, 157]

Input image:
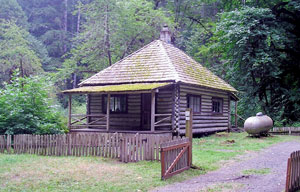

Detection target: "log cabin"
[63, 26, 238, 135]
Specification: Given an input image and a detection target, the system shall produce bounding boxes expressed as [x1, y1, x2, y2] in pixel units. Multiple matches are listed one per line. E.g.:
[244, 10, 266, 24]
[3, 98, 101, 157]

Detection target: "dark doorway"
[141, 93, 151, 130]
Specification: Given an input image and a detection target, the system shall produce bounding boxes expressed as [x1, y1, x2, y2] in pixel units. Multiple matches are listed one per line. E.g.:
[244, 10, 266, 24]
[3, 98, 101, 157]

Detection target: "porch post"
[151, 91, 155, 132]
[228, 94, 231, 132]
[68, 94, 72, 129]
[106, 93, 110, 131]
[235, 101, 238, 128]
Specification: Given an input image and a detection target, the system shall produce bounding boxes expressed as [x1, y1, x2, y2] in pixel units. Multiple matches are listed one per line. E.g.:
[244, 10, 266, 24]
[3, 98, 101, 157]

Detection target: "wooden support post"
[228, 94, 231, 132]
[235, 101, 238, 128]
[185, 108, 193, 166]
[87, 94, 90, 126]
[151, 91, 155, 132]
[68, 94, 72, 129]
[106, 94, 110, 131]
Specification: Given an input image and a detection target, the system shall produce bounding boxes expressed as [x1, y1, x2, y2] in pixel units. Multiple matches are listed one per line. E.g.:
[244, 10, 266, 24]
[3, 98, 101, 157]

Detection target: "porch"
[63, 83, 177, 134]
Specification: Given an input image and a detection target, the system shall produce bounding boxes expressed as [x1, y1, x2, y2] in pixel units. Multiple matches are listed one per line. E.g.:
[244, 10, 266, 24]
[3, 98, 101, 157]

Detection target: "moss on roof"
[79, 40, 237, 93]
[62, 83, 171, 94]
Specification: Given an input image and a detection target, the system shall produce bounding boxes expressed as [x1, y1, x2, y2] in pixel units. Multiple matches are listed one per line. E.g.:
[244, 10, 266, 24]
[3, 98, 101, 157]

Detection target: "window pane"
[188, 96, 201, 113]
[212, 99, 222, 113]
[110, 97, 114, 111]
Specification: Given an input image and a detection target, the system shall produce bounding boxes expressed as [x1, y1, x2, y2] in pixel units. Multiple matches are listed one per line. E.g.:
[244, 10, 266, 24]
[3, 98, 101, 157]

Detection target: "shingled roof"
[79, 40, 237, 92]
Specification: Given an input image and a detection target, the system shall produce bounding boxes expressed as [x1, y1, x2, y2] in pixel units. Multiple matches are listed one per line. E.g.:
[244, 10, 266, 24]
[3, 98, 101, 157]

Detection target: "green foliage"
[0, 0, 28, 28]
[0, 73, 67, 134]
[59, 0, 173, 83]
[196, 2, 300, 124]
[0, 20, 42, 82]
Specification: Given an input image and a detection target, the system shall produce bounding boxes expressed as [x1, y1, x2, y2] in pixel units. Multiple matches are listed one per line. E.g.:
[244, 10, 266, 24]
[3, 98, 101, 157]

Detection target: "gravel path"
[152, 141, 300, 192]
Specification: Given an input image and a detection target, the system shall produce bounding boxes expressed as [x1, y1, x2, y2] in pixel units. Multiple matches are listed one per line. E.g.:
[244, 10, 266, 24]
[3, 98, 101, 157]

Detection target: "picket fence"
[286, 150, 300, 192]
[0, 133, 179, 162]
[270, 127, 300, 135]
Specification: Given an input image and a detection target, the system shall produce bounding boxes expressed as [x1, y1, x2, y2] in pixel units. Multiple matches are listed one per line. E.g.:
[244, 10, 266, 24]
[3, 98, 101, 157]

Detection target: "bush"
[0, 74, 67, 134]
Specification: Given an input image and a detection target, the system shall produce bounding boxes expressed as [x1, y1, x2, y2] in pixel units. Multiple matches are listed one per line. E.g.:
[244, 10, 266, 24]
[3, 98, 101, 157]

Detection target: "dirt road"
[152, 141, 300, 192]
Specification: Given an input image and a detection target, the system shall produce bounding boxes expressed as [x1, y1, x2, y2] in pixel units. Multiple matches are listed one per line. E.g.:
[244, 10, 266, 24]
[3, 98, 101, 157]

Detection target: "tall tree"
[60, 0, 173, 86]
[200, 1, 300, 124]
[0, 0, 28, 28]
[0, 21, 42, 83]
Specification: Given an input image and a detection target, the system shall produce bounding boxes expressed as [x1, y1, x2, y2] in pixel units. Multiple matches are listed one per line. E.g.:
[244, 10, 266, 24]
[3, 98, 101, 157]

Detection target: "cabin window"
[187, 95, 201, 113]
[102, 95, 127, 113]
[212, 97, 223, 114]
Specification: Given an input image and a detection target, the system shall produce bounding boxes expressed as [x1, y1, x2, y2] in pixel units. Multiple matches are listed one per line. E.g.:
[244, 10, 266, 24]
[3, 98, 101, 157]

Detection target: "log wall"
[156, 88, 173, 131]
[88, 94, 141, 130]
[178, 83, 230, 135]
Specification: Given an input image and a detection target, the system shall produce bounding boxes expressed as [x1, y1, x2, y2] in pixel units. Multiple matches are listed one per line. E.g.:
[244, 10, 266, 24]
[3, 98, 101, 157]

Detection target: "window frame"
[102, 94, 128, 114]
[211, 97, 223, 115]
[187, 94, 201, 114]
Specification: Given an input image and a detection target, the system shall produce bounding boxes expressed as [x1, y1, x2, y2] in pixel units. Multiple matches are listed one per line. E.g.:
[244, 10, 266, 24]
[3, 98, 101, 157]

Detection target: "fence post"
[6, 135, 11, 154]
[185, 108, 193, 166]
[286, 157, 291, 192]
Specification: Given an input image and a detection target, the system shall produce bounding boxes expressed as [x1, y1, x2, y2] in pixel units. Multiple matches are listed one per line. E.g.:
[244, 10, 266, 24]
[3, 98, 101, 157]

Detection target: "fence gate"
[286, 150, 300, 192]
[160, 138, 191, 180]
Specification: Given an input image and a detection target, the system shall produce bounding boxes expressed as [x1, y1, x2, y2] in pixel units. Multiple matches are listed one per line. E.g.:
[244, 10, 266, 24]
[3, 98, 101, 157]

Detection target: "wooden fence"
[0, 133, 179, 162]
[160, 137, 191, 180]
[286, 150, 300, 192]
[120, 134, 174, 163]
[270, 127, 300, 135]
[0, 135, 11, 153]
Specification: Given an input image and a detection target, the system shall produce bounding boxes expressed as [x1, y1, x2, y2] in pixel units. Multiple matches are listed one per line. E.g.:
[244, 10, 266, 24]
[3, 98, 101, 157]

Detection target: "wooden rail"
[160, 137, 191, 180]
[154, 113, 172, 128]
[70, 114, 107, 128]
[286, 150, 300, 192]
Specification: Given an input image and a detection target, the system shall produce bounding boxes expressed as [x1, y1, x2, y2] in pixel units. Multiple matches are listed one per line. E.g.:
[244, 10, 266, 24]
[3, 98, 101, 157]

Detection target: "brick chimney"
[160, 24, 171, 43]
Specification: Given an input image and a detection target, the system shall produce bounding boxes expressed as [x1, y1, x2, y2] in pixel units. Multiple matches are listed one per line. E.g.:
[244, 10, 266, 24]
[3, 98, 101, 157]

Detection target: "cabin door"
[141, 93, 151, 130]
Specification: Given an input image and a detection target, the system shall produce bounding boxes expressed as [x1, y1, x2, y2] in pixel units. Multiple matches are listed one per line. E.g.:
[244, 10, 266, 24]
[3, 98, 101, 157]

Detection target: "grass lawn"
[0, 132, 298, 192]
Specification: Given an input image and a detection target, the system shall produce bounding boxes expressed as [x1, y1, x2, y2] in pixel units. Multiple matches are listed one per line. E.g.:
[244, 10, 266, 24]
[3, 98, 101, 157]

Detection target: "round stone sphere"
[244, 112, 273, 135]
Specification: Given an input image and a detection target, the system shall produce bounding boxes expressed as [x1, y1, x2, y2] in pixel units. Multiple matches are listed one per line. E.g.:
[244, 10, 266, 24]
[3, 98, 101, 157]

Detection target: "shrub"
[0, 73, 67, 134]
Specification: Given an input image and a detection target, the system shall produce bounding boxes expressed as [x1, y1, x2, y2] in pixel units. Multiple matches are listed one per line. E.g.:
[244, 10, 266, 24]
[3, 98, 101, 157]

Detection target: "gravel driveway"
[152, 141, 300, 192]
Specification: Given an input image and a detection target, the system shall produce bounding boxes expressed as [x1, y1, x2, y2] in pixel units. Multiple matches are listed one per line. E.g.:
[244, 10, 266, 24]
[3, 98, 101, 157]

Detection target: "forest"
[0, 0, 299, 134]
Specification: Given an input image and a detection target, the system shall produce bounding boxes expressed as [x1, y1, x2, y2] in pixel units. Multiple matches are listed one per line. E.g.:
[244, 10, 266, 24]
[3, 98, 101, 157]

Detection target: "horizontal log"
[180, 84, 228, 95]
[179, 119, 228, 124]
[178, 127, 228, 134]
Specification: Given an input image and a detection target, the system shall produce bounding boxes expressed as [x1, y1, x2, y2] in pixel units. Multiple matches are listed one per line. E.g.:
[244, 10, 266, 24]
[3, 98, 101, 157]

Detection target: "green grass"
[242, 168, 271, 175]
[0, 133, 298, 192]
[199, 183, 244, 192]
[192, 132, 298, 171]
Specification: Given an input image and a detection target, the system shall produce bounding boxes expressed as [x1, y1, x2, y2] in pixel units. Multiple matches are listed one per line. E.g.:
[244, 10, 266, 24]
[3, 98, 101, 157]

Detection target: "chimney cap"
[160, 24, 171, 43]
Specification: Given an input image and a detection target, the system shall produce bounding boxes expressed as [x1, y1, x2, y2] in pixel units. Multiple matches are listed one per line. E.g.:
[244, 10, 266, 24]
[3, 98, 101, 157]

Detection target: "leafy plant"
[0, 72, 67, 134]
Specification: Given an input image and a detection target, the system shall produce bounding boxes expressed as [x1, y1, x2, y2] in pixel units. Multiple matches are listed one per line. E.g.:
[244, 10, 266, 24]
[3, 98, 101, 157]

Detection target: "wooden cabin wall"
[155, 88, 173, 131]
[88, 94, 141, 130]
[178, 84, 230, 135]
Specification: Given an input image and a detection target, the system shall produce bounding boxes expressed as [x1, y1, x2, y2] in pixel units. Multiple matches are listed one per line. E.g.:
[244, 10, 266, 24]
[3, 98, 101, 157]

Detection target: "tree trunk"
[77, 2, 81, 35]
[64, 0, 68, 53]
[105, 4, 112, 66]
[73, 73, 77, 88]
[19, 58, 24, 78]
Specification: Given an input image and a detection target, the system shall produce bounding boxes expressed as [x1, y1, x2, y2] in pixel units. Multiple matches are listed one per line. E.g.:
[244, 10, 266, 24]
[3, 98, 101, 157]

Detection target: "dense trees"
[194, 1, 300, 125]
[61, 0, 172, 87]
[0, 0, 299, 129]
[0, 21, 42, 82]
